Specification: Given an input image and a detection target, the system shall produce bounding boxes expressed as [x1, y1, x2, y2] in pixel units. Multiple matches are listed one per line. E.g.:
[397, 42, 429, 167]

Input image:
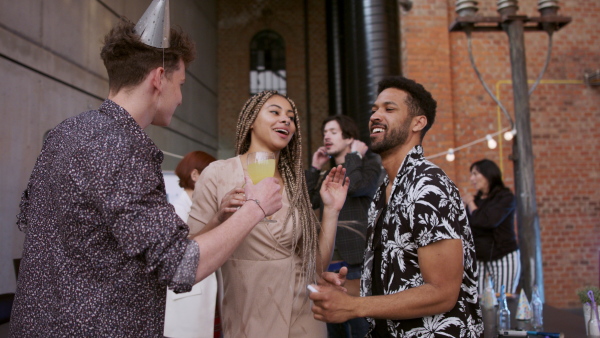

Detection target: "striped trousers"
[477, 249, 521, 295]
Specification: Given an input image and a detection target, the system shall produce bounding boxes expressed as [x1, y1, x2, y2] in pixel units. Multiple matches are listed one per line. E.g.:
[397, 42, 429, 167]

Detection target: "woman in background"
[463, 159, 521, 295]
[188, 90, 348, 337]
[164, 151, 218, 338]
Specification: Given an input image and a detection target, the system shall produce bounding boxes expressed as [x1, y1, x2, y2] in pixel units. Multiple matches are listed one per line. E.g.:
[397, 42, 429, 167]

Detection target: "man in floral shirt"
[310, 76, 483, 337]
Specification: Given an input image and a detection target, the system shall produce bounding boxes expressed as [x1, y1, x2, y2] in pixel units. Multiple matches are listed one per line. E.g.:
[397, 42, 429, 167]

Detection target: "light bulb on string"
[504, 128, 516, 141]
[446, 148, 455, 162]
[486, 134, 497, 149]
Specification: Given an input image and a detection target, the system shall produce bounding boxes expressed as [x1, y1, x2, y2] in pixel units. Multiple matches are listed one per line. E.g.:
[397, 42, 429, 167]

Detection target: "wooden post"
[449, 2, 570, 304]
[501, 12, 545, 302]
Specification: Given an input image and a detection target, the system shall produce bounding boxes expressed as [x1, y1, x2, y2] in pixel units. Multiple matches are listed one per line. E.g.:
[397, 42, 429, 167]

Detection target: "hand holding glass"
[247, 152, 277, 223]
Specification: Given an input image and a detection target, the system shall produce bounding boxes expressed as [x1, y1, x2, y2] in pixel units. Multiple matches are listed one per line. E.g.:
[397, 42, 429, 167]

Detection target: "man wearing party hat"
[9, 1, 282, 336]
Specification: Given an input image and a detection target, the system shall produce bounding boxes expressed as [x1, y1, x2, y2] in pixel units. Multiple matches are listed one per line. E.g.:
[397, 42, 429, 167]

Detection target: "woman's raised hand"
[213, 187, 247, 224]
[320, 165, 349, 212]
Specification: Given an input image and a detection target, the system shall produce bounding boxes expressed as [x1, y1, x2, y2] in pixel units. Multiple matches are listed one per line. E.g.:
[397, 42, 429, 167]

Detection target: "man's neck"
[334, 146, 351, 165]
[109, 88, 155, 129]
[380, 140, 420, 182]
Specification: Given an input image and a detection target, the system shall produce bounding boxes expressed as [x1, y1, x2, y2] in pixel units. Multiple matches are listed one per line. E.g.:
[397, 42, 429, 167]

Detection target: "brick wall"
[217, 0, 600, 308]
[217, 0, 328, 161]
[420, 0, 599, 308]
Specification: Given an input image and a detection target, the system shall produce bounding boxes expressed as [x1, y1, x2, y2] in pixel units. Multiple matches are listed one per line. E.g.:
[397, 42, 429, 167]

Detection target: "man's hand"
[320, 165, 349, 212]
[243, 175, 282, 217]
[311, 146, 329, 170]
[350, 140, 369, 157]
[309, 284, 358, 323]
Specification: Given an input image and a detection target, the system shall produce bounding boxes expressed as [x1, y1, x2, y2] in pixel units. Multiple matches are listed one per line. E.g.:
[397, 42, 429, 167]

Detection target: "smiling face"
[153, 59, 186, 127]
[369, 88, 414, 155]
[470, 166, 490, 195]
[249, 95, 296, 153]
[323, 120, 353, 158]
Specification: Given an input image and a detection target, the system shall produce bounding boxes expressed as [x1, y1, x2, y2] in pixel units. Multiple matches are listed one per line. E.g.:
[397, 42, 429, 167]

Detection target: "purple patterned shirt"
[11, 100, 198, 337]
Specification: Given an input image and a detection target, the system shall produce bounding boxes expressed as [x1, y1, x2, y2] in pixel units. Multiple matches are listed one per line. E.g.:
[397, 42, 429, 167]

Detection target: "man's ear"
[345, 137, 354, 147]
[412, 115, 427, 133]
[150, 67, 165, 91]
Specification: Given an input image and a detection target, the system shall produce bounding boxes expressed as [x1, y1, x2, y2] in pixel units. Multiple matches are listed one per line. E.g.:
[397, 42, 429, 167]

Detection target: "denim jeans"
[327, 317, 370, 338]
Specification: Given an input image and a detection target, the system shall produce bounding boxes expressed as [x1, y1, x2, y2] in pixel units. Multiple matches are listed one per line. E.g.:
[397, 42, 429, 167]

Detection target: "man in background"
[306, 115, 382, 338]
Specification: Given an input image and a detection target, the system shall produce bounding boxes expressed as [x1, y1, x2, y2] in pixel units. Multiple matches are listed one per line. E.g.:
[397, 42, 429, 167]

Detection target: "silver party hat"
[134, 0, 170, 48]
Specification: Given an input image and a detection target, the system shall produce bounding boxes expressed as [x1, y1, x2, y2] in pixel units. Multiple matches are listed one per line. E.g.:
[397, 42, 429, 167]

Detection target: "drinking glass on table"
[247, 151, 277, 223]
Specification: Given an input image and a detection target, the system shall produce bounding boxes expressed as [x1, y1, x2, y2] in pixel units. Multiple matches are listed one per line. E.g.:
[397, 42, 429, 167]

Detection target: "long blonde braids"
[235, 90, 320, 283]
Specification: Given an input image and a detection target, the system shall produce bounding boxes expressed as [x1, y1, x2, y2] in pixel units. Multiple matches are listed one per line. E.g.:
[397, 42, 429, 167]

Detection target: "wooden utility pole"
[499, 6, 545, 302]
[449, 1, 571, 301]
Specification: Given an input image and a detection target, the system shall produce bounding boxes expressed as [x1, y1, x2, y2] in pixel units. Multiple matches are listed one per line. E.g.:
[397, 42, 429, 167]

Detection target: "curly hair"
[377, 76, 437, 141]
[100, 18, 195, 94]
[235, 90, 320, 283]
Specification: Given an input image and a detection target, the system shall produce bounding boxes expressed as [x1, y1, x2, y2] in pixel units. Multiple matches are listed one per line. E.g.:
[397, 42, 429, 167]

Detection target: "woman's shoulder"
[489, 186, 515, 201]
[197, 157, 244, 192]
[202, 156, 241, 175]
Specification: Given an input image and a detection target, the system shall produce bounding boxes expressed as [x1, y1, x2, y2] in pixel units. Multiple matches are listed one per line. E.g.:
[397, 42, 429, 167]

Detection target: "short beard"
[370, 117, 411, 155]
[326, 148, 342, 158]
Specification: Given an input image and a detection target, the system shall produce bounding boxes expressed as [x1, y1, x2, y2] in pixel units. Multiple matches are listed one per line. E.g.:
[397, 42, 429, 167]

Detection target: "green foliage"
[577, 285, 600, 304]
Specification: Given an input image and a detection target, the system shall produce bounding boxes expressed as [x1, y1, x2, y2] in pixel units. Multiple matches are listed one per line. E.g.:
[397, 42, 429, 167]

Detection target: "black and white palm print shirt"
[360, 145, 483, 338]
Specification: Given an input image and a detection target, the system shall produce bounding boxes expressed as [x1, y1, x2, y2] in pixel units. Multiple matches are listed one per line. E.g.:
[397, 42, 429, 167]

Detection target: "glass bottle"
[531, 286, 543, 331]
[482, 274, 498, 338]
[497, 285, 511, 331]
[589, 303, 600, 338]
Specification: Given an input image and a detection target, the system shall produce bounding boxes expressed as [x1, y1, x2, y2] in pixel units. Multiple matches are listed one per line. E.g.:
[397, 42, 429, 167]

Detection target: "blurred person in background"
[164, 151, 219, 338]
[462, 159, 520, 295]
[306, 115, 381, 338]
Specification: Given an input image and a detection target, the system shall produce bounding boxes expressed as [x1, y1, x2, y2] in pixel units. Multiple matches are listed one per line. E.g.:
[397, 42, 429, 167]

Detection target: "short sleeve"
[188, 162, 221, 236]
[411, 173, 464, 248]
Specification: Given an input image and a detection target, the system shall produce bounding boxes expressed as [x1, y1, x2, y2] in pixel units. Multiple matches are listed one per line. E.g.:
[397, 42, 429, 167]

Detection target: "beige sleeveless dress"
[188, 156, 326, 338]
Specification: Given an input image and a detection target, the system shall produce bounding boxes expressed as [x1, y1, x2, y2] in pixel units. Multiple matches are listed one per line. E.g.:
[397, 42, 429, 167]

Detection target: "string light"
[446, 148, 455, 162]
[504, 128, 517, 141]
[163, 129, 518, 164]
[486, 134, 498, 149]
[426, 126, 512, 161]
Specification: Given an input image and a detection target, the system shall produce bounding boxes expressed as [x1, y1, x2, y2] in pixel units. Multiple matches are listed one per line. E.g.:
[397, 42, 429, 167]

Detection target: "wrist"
[246, 198, 266, 217]
[323, 205, 342, 215]
[352, 296, 366, 318]
[241, 199, 266, 222]
[350, 151, 362, 159]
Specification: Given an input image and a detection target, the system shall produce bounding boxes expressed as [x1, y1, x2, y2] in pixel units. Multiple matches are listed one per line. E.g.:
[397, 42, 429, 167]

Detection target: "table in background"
[504, 297, 586, 337]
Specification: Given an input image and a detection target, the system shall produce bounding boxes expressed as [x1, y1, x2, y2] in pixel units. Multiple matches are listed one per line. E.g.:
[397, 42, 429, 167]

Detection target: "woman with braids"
[188, 90, 349, 337]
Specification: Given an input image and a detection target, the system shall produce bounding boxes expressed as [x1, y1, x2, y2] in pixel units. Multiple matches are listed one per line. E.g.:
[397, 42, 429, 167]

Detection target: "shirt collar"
[383, 144, 424, 188]
[98, 99, 163, 163]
